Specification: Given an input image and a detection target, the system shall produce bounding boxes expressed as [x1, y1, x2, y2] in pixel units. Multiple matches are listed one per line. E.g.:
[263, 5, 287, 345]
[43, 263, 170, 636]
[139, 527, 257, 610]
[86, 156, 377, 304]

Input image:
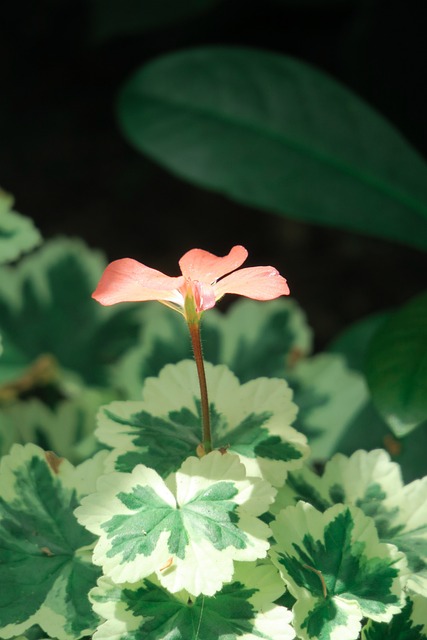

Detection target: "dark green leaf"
[365, 291, 427, 436]
[118, 47, 427, 251]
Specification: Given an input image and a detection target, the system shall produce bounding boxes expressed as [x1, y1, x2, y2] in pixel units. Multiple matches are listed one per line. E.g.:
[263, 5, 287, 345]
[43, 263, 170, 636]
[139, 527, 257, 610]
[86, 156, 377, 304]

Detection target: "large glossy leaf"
[365, 291, 427, 436]
[0, 444, 106, 639]
[118, 47, 427, 250]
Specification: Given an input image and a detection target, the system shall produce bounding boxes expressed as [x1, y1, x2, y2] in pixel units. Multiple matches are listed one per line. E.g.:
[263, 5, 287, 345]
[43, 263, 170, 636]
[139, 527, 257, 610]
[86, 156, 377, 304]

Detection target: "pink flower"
[92, 245, 289, 320]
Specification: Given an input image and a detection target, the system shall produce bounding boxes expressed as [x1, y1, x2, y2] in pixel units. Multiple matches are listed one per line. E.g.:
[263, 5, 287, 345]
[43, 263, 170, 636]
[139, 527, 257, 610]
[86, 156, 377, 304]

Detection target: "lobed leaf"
[275, 449, 427, 597]
[90, 562, 294, 640]
[362, 595, 427, 640]
[98, 360, 307, 486]
[0, 444, 107, 639]
[75, 451, 275, 596]
[270, 502, 407, 640]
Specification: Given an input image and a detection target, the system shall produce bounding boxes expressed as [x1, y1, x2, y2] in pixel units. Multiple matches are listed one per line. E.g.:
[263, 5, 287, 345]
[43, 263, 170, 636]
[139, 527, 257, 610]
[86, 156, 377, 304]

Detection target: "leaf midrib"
[134, 90, 427, 218]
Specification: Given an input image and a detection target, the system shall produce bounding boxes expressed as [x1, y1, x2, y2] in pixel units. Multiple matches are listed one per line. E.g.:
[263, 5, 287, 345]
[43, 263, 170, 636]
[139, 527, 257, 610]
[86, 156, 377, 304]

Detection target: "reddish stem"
[188, 321, 212, 453]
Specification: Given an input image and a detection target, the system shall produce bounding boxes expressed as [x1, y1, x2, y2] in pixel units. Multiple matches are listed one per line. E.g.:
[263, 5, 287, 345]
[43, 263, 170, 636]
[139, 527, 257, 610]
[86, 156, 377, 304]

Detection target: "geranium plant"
[0, 241, 425, 640]
[1, 16, 427, 639]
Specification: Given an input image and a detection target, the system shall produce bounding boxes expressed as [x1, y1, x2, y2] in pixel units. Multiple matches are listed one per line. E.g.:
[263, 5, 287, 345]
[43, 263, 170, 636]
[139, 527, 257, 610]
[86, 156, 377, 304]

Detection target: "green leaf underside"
[362, 598, 427, 640]
[0, 448, 100, 637]
[271, 504, 404, 639]
[103, 400, 301, 477]
[366, 291, 427, 436]
[118, 47, 427, 251]
[103, 482, 246, 563]
[124, 580, 258, 639]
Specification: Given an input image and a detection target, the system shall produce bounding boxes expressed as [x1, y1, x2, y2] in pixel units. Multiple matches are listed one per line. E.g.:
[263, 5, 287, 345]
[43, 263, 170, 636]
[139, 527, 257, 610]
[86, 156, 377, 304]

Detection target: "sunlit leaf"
[98, 360, 307, 487]
[75, 451, 275, 596]
[362, 595, 427, 640]
[270, 502, 407, 640]
[274, 449, 427, 597]
[0, 444, 107, 639]
[90, 562, 294, 640]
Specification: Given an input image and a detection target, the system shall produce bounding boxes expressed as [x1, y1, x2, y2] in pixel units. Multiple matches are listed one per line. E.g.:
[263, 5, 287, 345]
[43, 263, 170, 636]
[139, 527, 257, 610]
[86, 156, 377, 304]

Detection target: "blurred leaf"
[89, 0, 223, 42]
[118, 46, 427, 251]
[0, 237, 143, 392]
[288, 353, 368, 460]
[334, 401, 427, 483]
[114, 297, 312, 397]
[328, 311, 389, 372]
[365, 291, 427, 437]
[0, 189, 42, 264]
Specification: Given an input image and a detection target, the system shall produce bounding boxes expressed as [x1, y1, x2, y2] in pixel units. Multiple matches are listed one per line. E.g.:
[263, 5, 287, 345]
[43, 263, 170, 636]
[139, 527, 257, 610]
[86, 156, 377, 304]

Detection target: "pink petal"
[92, 258, 185, 306]
[213, 266, 290, 301]
[178, 245, 248, 283]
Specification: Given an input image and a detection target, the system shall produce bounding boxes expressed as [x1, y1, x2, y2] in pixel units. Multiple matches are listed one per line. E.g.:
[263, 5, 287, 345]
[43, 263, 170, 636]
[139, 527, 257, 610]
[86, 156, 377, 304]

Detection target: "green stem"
[188, 321, 212, 453]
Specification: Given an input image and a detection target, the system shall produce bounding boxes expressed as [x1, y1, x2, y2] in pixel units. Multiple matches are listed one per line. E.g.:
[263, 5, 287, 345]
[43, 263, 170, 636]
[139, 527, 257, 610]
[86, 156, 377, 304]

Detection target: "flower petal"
[214, 266, 290, 301]
[178, 245, 248, 283]
[92, 258, 185, 306]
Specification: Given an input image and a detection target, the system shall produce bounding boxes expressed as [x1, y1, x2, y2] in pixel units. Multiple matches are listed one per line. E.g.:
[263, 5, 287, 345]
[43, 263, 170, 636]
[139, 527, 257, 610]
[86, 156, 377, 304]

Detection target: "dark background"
[1, 0, 426, 349]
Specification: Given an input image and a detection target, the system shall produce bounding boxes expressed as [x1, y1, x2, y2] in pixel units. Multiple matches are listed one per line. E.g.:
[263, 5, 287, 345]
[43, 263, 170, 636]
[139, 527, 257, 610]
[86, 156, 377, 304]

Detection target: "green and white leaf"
[0, 443, 107, 639]
[0, 390, 112, 463]
[362, 595, 427, 639]
[75, 451, 275, 596]
[288, 353, 368, 459]
[275, 449, 427, 597]
[90, 562, 294, 640]
[270, 502, 407, 640]
[0, 237, 143, 392]
[114, 297, 312, 398]
[321, 450, 427, 597]
[98, 360, 307, 486]
[0, 189, 42, 264]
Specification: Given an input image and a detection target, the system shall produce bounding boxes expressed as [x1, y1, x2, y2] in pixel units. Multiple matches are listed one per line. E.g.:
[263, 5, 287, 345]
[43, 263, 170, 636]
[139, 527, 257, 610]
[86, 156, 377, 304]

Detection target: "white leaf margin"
[75, 451, 276, 596]
[90, 561, 295, 640]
